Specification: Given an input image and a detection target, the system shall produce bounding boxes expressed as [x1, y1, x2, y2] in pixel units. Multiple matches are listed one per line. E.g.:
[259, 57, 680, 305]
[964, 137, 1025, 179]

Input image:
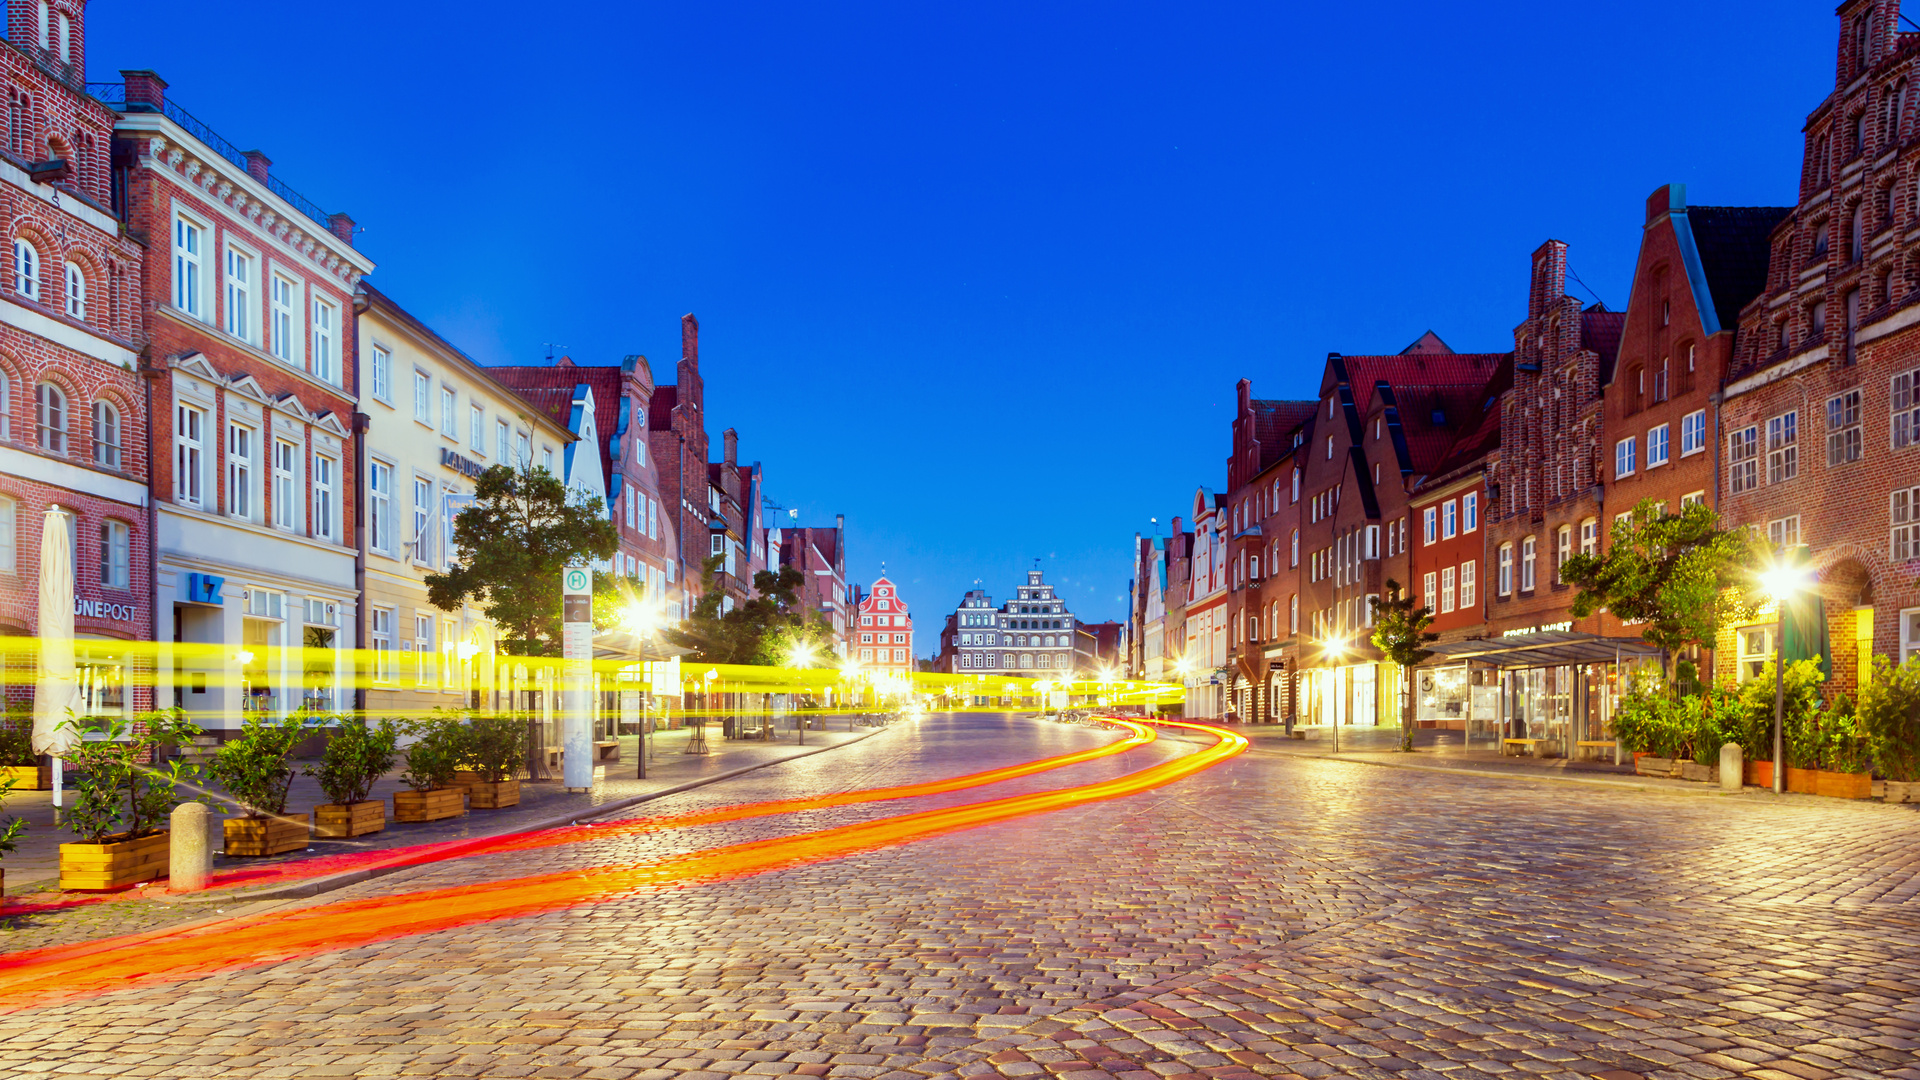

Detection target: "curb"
[157, 725, 891, 905]
[1246, 742, 1732, 794]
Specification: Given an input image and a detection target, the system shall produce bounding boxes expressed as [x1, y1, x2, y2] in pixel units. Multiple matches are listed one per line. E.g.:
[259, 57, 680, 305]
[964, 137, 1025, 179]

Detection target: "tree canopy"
[1559, 498, 1764, 678]
[665, 559, 832, 666]
[424, 461, 618, 657]
[1370, 579, 1438, 752]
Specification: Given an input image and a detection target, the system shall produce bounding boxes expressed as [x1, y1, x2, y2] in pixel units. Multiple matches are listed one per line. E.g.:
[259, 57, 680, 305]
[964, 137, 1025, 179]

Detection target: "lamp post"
[1760, 559, 1807, 795]
[1323, 636, 1349, 754]
[789, 643, 817, 744]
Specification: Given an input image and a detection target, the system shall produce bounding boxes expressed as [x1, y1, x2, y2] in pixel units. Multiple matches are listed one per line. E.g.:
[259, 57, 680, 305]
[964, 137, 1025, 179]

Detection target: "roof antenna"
[1565, 265, 1607, 310]
[544, 342, 567, 362]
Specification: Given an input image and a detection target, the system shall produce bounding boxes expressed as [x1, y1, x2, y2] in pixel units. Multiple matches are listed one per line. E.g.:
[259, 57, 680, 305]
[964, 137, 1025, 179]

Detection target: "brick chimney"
[120, 69, 166, 110]
[328, 212, 356, 247]
[723, 428, 738, 466]
[681, 314, 699, 369]
[243, 150, 271, 184]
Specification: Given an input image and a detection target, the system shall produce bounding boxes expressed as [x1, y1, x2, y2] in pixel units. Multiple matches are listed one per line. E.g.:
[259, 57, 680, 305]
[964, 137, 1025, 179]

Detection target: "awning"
[1423, 630, 1661, 669]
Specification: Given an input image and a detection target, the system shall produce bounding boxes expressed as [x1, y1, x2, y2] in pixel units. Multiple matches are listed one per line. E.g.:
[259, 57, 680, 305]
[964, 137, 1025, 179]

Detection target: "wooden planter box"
[314, 801, 386, 838]
[1748, 760, 1775, 786]
[1678, 761, 1717, 784]
[450, 770, 483, 796]
[468, 778, 520, 809]
[0, 764, 46, 790]
[1885, 780, 1920, 804]
[393, 787, 465, 823]
[1635, 756, 1676, 778]
[224, 813, 311, 857]
[1786, 767, 1819, 794]
[1813, 769, 1871, 799]
[59, 831, 169, 890]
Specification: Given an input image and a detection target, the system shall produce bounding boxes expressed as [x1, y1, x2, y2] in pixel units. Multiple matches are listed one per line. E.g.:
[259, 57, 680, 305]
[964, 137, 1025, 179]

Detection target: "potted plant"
[0, 773, 27, 899]
[464, 712, 526, 809]
[393, 716, 466, 823]
[309, 716, 401, 838]
[1861, 654, 1920, 802]
[57, 708, 201, 890]
[207, 711, 314, 857]
[0, 705, 41, 790]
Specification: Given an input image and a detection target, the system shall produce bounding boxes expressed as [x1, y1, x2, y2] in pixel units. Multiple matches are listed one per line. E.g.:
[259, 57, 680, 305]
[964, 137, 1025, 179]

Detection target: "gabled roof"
[1419, 355, 1510, 492]
[1249, 399, 1318, 472]
[489, 360, 626, 482]
[1684, 204, 1792, 333]
[1580, 306, 1627, 384]
[649, 385, 679, 429]
[1323, 351, 1507, 400]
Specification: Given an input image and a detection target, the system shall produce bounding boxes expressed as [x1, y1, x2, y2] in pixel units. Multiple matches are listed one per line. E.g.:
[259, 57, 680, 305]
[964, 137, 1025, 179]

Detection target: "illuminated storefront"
[1423, 631, 1659, 755]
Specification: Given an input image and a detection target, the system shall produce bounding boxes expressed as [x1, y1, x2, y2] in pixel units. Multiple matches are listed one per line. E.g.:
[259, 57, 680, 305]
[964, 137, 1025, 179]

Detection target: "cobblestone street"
[0, 713, 1916, 1080]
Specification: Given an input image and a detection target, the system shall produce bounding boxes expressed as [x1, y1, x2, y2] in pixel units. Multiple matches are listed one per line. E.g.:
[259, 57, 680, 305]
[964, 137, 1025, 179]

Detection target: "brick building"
[0, 1, 152, 723]
[1221, 381, 1314, 724]
[780, 517, 848, 658]
[856, 576, 913, 675]
[1295, 337, 1505, 729]
[647, 316, 711, 618]
[1723, 0, 1920, 682]
[95, 68, 372, 732]
[488, 353, 680, 617]
[1177, 489, 1228, 717]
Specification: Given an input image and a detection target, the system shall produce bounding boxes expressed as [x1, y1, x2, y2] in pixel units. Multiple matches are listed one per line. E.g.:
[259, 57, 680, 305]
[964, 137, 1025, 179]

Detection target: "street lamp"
[789, 643, 818, 744]
[1760, 557, 1810, 795]
[1323, 635, 1349, 753]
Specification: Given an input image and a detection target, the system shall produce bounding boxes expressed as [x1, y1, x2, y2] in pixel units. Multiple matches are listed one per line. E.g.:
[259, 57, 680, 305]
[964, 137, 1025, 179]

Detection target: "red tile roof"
[488, 361, 628, 482]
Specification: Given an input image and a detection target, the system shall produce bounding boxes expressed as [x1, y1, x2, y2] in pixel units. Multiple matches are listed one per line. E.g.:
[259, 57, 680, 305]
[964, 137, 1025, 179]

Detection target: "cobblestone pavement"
[0, 713, 1916, 1080]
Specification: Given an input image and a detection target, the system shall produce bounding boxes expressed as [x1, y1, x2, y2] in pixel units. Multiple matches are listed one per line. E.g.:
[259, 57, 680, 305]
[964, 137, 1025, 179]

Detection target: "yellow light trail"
[0, 719, 1242, 1011]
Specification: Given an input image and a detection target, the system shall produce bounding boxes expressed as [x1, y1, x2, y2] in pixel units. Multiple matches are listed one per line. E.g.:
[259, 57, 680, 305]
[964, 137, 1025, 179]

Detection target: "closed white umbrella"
[32, 506, 80, 763]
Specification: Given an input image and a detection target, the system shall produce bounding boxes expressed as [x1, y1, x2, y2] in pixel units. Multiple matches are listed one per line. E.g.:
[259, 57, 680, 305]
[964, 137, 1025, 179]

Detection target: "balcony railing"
[85, 82, 336, 232]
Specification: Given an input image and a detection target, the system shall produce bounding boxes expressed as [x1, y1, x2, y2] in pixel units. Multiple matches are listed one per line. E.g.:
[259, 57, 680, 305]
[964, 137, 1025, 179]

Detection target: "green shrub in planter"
[400, 714, 468, 792]
[308, 717, 402, 806]
[1613, 685, 1684, 758]
[1860, 654, 1920, 781]
[207, 711, 317, 818]
[1737, 658, 1826, 766]
[1815, 694, 1871, 774]
[0, 704, 34, 767]
[0, 774, 26, 859]
[463, 712, 527, 783]
[58, 708, 203, 843]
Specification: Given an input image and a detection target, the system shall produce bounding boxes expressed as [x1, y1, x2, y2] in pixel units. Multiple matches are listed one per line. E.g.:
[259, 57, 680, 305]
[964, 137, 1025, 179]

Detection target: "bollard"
[1719, 742, 1744, 793]
[170, 802, 211, 893]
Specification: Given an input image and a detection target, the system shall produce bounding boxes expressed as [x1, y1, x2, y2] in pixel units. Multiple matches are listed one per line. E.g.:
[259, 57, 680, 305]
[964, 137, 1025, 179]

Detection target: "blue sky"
[91, 0, 1834, 635]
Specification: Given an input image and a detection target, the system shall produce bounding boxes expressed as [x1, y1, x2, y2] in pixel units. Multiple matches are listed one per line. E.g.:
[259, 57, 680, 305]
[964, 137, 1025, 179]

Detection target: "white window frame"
[273, 438, 299, 531]
[1423, 506, 1437, 545]
[1894, 485, 1920, 562]
[99, 520, 129, 590]
[1459, 559, 1476, 608]
[370, 345, 392, 404]
[174, 402, 206, 508]
[1766, 410, 1798, 484]
[10, 238, 36, 301]
[1730, 426, 1759, 493]
[64, 260, 84, 319]
[1440, 566, 1456, 613]
[1894, 368, 1920, 450]
[1423, 572, 1437, 613]
[270, 273, 300, 365]
[1647, 424, 1670, 468]
[91, 400, 120, 469]
[1520, 536, 1537, 592]
[440, 387, 457, 438]
[1615, 436, 1636, 478]
[371, 608, 395, 684]
[469, 404, 485, 453]
[172, 213, 206, 319]
[313, 453, 337, 542]
[224, 240, 256, 344]
[1901, 607, 1920, 664]
[1462, 491, 1478, 533]
[1681, 490, 1707, 509]
[311, 297, 338, 384]
[414, 371, 432, 426]
[1681, 409, 1707, 457]
[1768, 515, 1801, 550]
[1556, 525, 1572, 583]
[226, 421, 256, 522]
[413, 476, 435, 566]
[1442, 499, 1457, 540]
[369, 459, 395, 556]
[0, 496, 14, 573]
[496, 419, 510, 462]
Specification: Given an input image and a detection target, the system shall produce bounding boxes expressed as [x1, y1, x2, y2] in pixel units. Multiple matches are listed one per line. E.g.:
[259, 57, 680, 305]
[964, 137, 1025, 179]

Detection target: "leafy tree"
[667, 560, 824, 665]
[1370, 579, 1437, 753]
[425, 460, 617, 657]
[1559, 499, 1764, 686]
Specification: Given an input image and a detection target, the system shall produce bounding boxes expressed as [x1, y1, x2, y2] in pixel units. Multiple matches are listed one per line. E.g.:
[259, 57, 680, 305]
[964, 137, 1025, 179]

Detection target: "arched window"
[35, 381, 65, 453]
[1019, 654, 1032, 669]
[64, 261, 84, 319]
[13, 239, 38, 299]
[1290, 528, 1298, 566]
[1852, 112, 1867, 158]
[1289, 594, 1298, 634]
[0, 369, 9, 441]
[1849, 207, 1865, 263]
[1815, 134, 1830, 186]
[92, 400, 120, 468]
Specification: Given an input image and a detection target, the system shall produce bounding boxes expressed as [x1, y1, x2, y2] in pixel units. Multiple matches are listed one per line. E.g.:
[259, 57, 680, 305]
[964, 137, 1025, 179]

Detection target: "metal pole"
[1773, 634, 1785, 795]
